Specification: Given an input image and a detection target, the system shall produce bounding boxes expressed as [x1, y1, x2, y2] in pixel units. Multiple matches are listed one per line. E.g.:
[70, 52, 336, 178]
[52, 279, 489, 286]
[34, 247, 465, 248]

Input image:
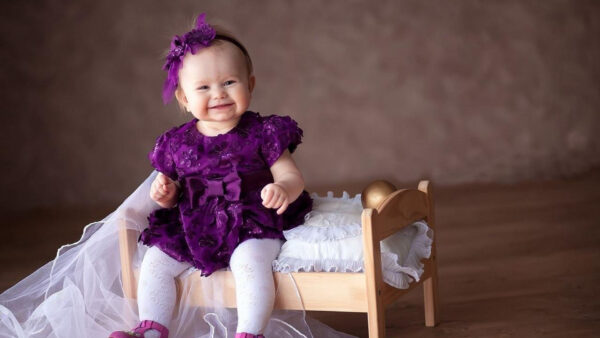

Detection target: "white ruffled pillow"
[273, 192, 433, 289]
[284, 191, 363, 242]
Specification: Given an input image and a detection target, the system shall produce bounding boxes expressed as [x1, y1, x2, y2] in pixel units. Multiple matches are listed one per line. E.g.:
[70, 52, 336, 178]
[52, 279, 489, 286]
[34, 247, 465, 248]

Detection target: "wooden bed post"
[362, 208, 386, 338]
[418, 180, 440, 327]
[118, 218, 139, 300]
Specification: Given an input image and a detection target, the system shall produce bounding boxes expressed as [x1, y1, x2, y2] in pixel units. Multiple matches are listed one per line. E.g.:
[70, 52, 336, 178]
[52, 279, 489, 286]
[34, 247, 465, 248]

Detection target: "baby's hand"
[150, 173, 179, 208]
[261, 183, 289, 215]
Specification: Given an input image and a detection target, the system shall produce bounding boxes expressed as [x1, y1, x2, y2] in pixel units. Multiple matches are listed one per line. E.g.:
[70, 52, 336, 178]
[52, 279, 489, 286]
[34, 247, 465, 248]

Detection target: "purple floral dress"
[139, 111, 312, 276]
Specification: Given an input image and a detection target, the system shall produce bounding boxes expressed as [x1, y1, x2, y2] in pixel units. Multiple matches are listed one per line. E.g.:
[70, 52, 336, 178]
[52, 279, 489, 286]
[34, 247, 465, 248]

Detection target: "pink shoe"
[235, 333, 265, 338]
[109, 320, 169, 338]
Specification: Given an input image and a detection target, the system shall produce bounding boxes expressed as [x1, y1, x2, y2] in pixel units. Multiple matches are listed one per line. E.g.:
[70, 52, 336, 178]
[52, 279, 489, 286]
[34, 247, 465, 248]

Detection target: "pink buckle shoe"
[235, 333, 265, 338]
[109, 320, 169, 338]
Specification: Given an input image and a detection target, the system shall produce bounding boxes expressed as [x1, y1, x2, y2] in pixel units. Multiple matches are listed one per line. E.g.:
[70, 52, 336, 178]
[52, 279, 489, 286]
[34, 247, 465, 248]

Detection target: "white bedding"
[272, 191, 433, 289]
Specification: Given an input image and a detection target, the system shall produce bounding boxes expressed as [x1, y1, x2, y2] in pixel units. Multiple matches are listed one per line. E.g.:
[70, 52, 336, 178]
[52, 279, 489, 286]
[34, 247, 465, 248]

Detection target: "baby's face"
[177, 42, 254, 124]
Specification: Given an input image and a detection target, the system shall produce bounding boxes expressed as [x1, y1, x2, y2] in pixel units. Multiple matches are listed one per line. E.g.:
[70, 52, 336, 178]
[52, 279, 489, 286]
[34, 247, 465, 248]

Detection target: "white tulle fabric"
[273, 191, 434, 289]
[0, 171, 356, 338]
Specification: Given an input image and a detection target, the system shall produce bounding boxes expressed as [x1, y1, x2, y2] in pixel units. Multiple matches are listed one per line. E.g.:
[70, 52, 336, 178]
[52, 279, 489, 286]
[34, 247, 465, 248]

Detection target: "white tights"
[137, 239, 282, 336]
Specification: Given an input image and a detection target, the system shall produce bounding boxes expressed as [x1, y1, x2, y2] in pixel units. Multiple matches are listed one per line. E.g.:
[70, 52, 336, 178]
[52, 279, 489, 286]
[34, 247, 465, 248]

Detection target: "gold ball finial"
[361, 180, 397, 209]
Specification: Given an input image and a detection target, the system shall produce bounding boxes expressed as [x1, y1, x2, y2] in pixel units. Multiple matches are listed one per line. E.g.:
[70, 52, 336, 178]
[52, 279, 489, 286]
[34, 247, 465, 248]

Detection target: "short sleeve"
[260, 115, 304, 167]
[148, 127, 178, 181]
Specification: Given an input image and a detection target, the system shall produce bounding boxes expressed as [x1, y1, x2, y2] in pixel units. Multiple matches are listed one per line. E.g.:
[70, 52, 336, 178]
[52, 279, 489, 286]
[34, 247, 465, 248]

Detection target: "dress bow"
[184, 171, 242, 208]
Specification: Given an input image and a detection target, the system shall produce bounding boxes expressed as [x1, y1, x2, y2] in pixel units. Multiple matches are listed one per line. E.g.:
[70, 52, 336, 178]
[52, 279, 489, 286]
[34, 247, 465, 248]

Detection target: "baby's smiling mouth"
[209, 103, 234, 109]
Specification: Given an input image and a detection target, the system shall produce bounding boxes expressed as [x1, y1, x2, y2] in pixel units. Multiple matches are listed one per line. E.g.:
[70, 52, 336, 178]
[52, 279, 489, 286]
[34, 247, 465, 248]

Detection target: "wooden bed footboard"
[361, 181, 439, 337]
[117, 180, 439, 338]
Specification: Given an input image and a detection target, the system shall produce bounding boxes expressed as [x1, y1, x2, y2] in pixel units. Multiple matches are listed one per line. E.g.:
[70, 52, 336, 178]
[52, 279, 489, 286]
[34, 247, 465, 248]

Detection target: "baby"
[110, 14, 312, 338]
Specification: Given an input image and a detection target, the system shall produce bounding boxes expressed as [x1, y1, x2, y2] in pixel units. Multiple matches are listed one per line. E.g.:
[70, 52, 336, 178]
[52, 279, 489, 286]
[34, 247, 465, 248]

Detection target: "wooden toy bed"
[118, 180, 439, 338]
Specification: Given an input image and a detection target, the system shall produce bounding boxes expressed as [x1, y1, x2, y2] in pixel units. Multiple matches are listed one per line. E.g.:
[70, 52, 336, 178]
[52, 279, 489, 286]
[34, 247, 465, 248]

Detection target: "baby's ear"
[175, 87, 188, 108]
[248, 75, 256, 93]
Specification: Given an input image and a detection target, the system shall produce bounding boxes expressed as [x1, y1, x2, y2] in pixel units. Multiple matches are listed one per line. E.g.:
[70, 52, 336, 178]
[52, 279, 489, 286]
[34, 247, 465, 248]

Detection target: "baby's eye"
[197, 85, 209, 90]
[224, 80, 236, 86]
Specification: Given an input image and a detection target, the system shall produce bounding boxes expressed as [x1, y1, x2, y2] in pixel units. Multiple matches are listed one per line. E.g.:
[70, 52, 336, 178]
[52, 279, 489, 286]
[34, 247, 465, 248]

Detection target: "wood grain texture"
[118, 224, 138, 299]
[419, 181, 440, 327]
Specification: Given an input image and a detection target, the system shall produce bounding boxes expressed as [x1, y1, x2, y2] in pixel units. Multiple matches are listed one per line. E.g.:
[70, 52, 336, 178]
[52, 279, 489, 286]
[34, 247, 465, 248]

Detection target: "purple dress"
[139, 111, 312, 276]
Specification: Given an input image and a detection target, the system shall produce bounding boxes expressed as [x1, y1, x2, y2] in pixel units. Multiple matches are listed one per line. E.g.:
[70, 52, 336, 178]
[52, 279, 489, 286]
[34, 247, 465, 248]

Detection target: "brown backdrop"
[1, 0, 599, 211]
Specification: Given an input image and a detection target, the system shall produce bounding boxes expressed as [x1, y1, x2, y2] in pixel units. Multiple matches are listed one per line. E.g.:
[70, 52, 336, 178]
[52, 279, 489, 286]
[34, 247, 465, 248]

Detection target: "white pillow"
[273, 192, 433, 289]
[284, 191, 363, 242]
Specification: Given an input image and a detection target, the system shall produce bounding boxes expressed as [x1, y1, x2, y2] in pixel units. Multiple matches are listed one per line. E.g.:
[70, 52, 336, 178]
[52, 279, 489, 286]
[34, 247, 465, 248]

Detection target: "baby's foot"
[108, 320, 168, 338]
[143, 330, 160, 338]
[109, 329, 161, 338]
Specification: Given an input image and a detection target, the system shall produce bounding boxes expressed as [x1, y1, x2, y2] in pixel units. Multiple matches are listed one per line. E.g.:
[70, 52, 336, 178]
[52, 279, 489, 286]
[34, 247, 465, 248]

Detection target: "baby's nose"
[213, 88, 227, 98]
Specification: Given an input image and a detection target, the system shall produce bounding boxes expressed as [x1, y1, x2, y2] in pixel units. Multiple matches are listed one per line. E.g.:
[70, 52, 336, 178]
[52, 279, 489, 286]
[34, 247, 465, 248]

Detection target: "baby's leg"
[137, 246, 191, 337]
[229, 238, 282, 335]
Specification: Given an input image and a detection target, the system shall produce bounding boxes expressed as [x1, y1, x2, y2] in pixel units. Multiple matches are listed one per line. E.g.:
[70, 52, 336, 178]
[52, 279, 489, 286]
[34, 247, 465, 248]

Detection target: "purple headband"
[162, 13, 216, 104]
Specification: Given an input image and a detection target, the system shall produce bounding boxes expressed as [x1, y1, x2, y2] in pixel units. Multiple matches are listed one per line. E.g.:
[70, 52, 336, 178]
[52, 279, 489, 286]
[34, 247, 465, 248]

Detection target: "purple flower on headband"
[162, 13, 216, 104]
[165, 37, 185, 66]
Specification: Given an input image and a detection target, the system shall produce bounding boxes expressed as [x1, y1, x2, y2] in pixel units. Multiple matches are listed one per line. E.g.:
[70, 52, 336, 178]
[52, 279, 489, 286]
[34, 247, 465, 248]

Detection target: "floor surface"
[2, 170, 600, 337]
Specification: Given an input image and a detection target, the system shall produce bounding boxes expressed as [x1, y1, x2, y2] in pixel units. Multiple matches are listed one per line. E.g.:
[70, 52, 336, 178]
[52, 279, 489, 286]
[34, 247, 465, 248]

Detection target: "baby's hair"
[211, 26, 254, 76]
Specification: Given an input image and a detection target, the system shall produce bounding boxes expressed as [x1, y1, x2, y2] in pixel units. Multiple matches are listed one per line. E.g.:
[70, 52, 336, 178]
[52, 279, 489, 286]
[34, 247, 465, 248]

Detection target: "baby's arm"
[150, 173, 179, 208]
[261, 150, 305, 215]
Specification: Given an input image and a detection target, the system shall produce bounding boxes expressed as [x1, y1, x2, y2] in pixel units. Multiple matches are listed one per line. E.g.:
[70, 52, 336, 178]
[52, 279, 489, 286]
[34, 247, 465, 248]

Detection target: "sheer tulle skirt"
[0, 171, 355, 338]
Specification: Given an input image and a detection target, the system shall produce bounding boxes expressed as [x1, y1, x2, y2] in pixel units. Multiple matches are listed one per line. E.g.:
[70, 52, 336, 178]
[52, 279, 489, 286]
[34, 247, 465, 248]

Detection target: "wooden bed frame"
[118, 180, 439, 337]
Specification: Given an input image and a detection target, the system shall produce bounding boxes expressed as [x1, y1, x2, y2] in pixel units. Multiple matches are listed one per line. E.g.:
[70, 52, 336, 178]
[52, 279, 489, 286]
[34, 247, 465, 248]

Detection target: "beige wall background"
[1, 0, 599, 212]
